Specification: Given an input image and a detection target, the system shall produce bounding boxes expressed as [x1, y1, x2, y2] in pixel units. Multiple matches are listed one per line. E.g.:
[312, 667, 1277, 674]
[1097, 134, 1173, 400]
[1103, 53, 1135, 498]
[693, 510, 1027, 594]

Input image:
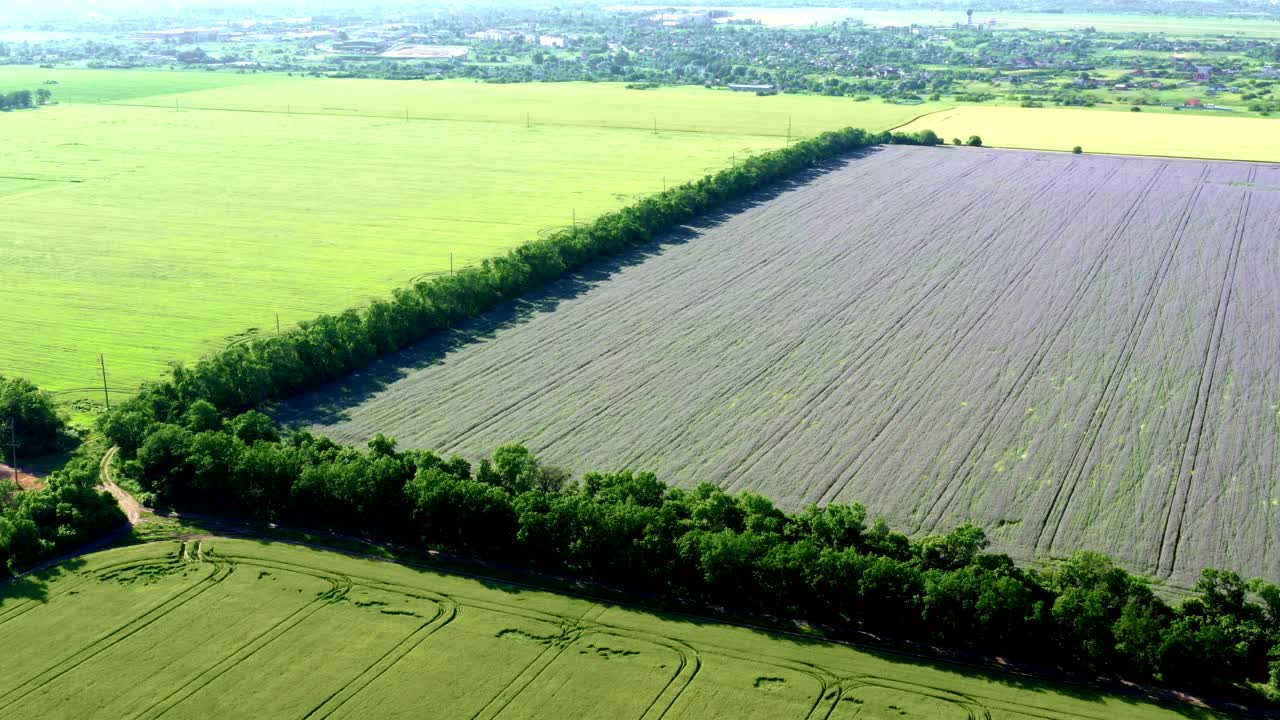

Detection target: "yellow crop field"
[902, 105, 1280, 162]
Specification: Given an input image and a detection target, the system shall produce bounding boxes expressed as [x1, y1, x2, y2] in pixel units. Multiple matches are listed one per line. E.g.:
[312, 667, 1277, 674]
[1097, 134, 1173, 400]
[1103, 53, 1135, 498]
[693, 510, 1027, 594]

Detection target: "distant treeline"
[81, 127, 1279, 700]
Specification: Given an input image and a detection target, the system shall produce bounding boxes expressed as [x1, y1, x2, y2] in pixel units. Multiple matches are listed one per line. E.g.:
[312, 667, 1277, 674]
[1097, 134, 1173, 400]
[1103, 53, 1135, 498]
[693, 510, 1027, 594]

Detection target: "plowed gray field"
[282, 146, 1280, 583]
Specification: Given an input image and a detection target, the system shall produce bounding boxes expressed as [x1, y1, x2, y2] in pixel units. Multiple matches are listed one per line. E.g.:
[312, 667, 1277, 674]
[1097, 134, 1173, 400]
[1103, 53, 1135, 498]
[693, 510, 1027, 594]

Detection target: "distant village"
[5, 4, 1279, 114]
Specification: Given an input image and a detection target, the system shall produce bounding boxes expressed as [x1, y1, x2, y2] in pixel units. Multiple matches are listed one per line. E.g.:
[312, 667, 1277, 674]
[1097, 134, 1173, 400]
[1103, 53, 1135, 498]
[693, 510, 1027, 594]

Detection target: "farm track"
[718, 154, 1028, 492]
[811, 163, 1126, 510]
[805, 159, 1094, 504]
[1156, 167, 1257, 578]
[3, 527, 1240, 720]
[1033, 165, 1213, 556]
[0, 554, 227, 713]
[432, 151, 975, 455]
[284, 147, 1280, 582]
[916, 161, 1170, 532]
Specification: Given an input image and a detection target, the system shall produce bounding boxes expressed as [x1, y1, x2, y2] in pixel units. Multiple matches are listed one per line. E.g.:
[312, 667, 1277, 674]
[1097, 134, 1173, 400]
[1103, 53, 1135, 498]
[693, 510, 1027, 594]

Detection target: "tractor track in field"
[804, 159, 1087, 505]
[130, 569, 354, 720]
[430, 153, 968, 455]
[1033, 164, 1213, 557]
[1157, 167, 1256, 578]
[713, 153, 1014, 491]
[0, 556, 229, 713]
[579, 152, 968, 472]
[812, 163, 1124, 510]
[559, 153, 971, 470]
[917, 161, 1169, 533]
[302, 601, 459, 720]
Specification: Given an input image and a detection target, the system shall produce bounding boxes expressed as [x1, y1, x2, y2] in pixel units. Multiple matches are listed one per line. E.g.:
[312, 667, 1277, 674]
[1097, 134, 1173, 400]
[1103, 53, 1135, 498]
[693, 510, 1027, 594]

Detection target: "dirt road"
[97, 447, 148, 525]
[0, 462, 43, 490]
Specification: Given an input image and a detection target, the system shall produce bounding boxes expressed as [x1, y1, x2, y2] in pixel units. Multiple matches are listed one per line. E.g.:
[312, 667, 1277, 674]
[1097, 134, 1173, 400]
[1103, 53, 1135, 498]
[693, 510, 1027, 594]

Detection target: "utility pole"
[8, 416, 17, 486]
[572, 209, 576, 229]
[99, 354, 111, 411]
[526, 112, 531, 129]
[450, 252, 454, 277]
[732, 152, 736, 168]
[652, 118, 657, 135]
[662, 176, 666, 192]
[787, 116, 792, 145]
[276, 314, 281, 337]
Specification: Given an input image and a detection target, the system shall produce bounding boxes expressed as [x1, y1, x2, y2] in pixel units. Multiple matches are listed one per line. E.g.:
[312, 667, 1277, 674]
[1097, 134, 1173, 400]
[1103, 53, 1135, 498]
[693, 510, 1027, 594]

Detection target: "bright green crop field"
[0, 69, 944, 401]
[0, 539, 1230, 719]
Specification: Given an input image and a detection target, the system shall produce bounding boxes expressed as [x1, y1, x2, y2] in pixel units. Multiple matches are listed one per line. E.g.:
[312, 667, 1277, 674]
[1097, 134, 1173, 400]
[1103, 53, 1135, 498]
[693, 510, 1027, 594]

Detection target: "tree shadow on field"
[0, 556, 88, 607]
[273, 150, 879, 430]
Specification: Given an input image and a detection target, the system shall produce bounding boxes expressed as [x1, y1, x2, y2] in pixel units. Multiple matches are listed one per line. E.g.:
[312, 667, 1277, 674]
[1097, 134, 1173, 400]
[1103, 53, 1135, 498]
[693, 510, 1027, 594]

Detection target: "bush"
[966, 135, 983, 147]
[1131, 106, 1142, 112]
[952, 137, 962, 146]
[1072, 145, 1083, 154]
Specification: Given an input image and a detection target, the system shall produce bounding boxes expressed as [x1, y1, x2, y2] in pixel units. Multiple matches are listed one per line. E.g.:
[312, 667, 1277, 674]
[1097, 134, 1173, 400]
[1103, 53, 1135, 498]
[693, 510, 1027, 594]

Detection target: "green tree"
[0, 375, 66, 457]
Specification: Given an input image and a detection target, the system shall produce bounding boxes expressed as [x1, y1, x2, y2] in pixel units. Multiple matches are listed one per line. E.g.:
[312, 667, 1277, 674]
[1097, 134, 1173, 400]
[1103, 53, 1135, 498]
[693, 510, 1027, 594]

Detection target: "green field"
[0, 66, 285, 103]
[900, 105, 1280, 161]
[0, 539, 1229, 719]
[0, 69, 946, 399]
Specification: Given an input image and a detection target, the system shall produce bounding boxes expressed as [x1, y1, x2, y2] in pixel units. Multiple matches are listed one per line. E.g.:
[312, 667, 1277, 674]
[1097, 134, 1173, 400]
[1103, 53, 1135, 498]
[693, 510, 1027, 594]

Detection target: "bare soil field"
[281, 146, 1280, 583]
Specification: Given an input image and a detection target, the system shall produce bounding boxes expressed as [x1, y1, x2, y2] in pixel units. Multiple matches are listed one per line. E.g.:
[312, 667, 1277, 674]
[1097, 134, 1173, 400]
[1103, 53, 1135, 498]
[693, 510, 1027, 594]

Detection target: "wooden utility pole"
[572, 209, 576, 228]
[450, 252, 454, 277]
[99, 354, 111, 411]
[8, 416, 17, 484]
[786, 116, 792, 145]
[276, 314, 281, 337]
[652, 118, 657, 135]
[662, 176, 666, 192]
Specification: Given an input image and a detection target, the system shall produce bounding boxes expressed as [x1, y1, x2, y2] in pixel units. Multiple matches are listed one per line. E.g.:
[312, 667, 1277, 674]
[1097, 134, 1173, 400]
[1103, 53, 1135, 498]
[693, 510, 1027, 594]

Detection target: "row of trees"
[112, 411, 1280, 695]
[0, 88, 51, 111]
[110, 127, 938, 429]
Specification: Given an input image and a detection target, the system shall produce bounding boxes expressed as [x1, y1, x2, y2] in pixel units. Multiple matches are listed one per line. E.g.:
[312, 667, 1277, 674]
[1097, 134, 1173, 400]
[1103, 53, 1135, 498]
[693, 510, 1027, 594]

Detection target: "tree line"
[111, 412, 1280, 697]
[108, 127, 938, 428]
[0, 88, 52, 111]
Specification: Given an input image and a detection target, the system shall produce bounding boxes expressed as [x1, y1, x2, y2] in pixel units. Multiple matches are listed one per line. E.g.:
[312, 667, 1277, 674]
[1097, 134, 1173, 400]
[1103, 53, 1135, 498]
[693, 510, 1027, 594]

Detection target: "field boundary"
[105, 99, 809, 139]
